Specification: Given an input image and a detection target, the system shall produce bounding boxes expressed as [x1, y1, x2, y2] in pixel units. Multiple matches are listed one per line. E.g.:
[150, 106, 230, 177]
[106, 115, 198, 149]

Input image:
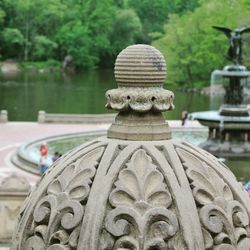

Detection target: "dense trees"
[0, 0, 198, 68]
[0, 0, 249, 87]
[153, 0, 250, 87]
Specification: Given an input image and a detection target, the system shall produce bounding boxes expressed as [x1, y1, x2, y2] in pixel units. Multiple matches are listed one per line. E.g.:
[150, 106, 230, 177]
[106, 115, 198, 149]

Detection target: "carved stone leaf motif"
[105, 149, 178, 250]
[176, 147, 250, 249]
[24, 147, 105, 250]
[106, 87, 174, 112]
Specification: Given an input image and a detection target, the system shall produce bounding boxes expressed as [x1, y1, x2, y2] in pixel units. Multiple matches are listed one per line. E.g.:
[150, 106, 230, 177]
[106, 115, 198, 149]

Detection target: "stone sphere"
[114, 44, 166, 87]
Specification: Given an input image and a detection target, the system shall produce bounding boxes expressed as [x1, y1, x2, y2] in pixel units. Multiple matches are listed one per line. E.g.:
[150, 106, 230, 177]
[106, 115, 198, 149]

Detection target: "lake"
[0, 69, 223, 121]
[0, 69, 249, 182]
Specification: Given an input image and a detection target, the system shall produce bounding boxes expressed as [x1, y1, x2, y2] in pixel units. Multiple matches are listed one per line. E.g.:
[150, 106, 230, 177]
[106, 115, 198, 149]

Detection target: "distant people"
[52, 152, 61, 162]
[39, 156, 48, 174]
[181, 111, 188, 126]
[244, 181, 250, 197]
[39, 142, 49, 175]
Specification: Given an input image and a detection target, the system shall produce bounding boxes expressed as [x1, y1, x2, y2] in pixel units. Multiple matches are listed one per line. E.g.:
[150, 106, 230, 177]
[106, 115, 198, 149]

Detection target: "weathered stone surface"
[0, 110, 8, 123]
[0, 174, 30, 244]
[11, 44, 250, 250]
[11, 138, 250, 249]
[107, 45, 174, 141]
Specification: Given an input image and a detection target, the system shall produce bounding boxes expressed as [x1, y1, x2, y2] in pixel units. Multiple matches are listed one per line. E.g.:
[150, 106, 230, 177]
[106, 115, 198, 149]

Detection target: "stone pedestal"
[0, 110, 8, 123]
[0, 174, 30, 244]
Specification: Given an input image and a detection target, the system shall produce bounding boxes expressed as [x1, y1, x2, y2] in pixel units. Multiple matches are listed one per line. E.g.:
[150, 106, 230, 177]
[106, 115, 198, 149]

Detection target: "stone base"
[108, 112, 171, 140]
[219, 105, 249, 117]
[200, 139, 250, 158]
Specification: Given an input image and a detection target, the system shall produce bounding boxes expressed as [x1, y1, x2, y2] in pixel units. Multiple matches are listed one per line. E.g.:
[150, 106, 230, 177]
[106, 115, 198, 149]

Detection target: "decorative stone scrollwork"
[23, 147, 105, 250]
[104, 149, 179, 249]
[106, 87, 174, 112]
[12, 44, 250, 250]
[176, 147, 250, 250]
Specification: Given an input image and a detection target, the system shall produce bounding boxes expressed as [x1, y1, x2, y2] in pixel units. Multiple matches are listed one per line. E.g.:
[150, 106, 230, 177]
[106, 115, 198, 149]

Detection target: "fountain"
[191, 26, 250, 158]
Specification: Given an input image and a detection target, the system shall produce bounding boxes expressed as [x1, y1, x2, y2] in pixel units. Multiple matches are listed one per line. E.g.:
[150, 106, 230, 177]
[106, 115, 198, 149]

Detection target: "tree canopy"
[0, 0, 199, 68]
[153, 0, 250, 87]
[1, 0, 249, 88]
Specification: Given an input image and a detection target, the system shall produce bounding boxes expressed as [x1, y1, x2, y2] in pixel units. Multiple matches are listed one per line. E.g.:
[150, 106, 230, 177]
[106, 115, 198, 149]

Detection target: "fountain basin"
[191, 110, 250, 129]
[11, 131, 106, 175]
[191, 110, 250, 158]
[11, 129, 207, 175]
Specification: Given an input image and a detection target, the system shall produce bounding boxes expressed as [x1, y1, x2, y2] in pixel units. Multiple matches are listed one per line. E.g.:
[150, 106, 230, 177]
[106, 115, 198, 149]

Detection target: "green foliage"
[0, 0, 249, 81]
[20, 59, 60, 69]
[1, 28, 24, 58]
[109, 9, 142, 56]
[127, 0, 172, 42]
[154, 0, 250, 87]
[173, 0, 199, 14]
[57, 21, 98, 68]
[33, 35, 58, 61]
[82, 0, 116, 58]
[0, 8, 5, 25]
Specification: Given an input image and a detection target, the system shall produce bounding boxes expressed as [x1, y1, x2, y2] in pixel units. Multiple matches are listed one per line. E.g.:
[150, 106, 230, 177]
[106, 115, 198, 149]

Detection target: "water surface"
[0, 70, 221, 121]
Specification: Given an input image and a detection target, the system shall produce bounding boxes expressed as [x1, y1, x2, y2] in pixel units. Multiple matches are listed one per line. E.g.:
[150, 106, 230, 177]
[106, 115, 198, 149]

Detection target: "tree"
[153, 0, 250, 87]
[56, 21, 98, 68]
[102, 9, 142, 66]
[82, 0, 116, 63]
[1, 0, 65, 61]
[0, 8, 5, 25]
[33, 35, 58, 61]
[127, 0, 174, 43]
[1, 28, 24, 59]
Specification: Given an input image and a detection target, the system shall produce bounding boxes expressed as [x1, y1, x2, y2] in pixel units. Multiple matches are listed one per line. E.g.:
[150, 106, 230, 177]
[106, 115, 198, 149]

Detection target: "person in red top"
[40, 142, 48, 157]
[39, 142, 48, 174]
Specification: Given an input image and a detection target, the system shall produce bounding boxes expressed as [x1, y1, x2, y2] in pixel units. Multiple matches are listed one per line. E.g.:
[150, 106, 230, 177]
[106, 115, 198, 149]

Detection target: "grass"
[19, 59, 61, 69]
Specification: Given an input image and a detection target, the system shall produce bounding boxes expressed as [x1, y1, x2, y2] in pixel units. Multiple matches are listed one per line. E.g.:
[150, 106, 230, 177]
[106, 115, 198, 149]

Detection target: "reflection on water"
[0, 70, 216, 121]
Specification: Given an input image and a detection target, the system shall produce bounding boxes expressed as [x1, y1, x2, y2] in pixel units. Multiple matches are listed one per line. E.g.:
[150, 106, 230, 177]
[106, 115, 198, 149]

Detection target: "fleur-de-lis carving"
[105, 149, 178, 249]
[176, 147, 250, 249]
[24, 147, 105, 250]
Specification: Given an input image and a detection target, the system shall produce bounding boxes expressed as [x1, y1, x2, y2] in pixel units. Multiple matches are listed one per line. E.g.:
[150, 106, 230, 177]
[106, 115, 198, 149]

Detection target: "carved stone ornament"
[12, 45, 250, 250]
[106, 44, 174, 113]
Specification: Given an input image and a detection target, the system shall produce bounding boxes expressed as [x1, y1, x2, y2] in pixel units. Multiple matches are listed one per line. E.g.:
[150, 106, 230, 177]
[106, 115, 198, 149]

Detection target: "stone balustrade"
[0, 110, 8, 123]
[37, 110, 115, 124]
[0, 174, 30, 245]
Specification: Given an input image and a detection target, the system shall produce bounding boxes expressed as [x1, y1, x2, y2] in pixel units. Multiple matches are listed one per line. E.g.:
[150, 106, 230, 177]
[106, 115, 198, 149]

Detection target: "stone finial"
[106, 44, 174, 140]
[11, 44, 250, 250]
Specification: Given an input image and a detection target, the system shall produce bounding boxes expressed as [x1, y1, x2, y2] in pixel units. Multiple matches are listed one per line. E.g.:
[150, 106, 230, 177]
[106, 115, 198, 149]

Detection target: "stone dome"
[114, 44, 166, 87]
[12, 45, 250, 250]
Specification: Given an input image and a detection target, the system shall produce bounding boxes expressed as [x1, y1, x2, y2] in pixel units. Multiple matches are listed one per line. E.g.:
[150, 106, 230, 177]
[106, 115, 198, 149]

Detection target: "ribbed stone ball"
[114, 44, 166, 87]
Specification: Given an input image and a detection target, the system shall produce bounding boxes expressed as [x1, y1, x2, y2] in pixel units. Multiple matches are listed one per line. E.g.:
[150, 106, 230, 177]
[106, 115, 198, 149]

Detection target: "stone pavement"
[0, 121, 204, 185]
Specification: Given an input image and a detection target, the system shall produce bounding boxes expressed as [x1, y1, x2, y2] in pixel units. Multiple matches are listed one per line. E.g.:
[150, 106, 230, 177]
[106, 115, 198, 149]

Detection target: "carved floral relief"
[104, 149, 179, 249]
[176, 147, 250, 250]
[22, 147, 105, 250]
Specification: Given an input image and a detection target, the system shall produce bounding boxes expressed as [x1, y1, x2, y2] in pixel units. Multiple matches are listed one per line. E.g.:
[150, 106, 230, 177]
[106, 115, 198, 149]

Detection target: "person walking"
[39, 142, 49, 174]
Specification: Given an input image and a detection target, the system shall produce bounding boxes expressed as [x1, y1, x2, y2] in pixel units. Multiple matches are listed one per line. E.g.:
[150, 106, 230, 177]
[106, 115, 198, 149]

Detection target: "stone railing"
[0, 174, 30, 244]
[37, 111, 115, 124]
[0, 110, 8, 123]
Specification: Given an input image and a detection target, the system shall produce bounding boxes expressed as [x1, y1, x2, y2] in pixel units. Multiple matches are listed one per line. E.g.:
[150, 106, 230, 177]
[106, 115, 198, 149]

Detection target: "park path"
[0, 121, 204, 185]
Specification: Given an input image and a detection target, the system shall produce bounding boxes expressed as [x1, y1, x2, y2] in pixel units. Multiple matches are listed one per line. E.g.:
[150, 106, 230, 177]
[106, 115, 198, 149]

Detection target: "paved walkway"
[0, 121, 204, 185]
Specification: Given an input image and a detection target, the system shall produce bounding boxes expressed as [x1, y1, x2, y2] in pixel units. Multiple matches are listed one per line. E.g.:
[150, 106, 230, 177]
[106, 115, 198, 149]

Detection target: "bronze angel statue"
[212, 26, 250, 65]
